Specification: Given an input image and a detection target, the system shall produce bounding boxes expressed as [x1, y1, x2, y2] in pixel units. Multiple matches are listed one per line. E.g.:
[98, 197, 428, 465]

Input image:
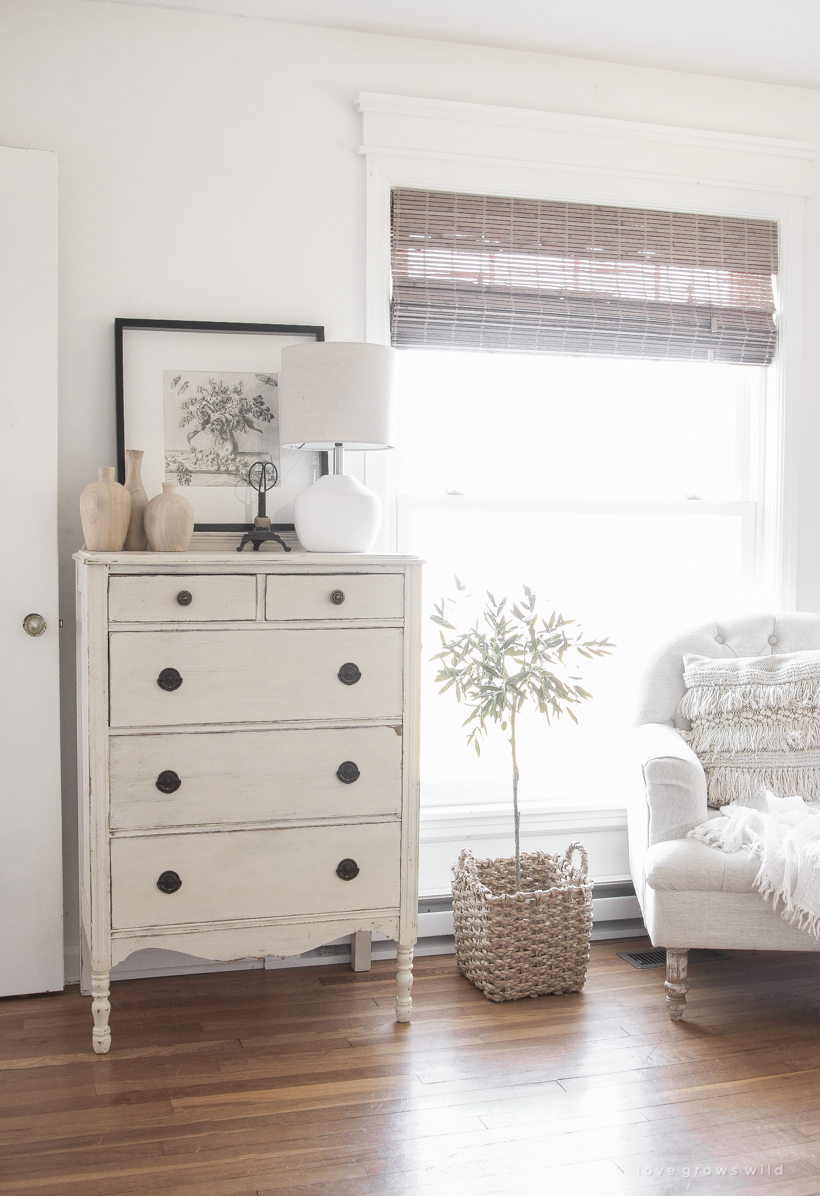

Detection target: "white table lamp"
[278, 342, 397, 552]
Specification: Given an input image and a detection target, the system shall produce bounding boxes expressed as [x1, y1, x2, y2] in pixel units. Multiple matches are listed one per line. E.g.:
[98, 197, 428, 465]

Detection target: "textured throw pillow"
[678, 650, 820, 807]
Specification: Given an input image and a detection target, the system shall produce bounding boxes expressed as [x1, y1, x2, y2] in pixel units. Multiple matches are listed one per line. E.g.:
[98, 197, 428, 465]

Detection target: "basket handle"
[564, 842, 589, 878]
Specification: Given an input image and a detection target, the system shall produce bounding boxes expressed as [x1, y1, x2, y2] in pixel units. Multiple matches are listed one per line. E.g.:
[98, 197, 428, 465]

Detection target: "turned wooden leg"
[80, 928, 92, 998]
[396, 943, 414, 1023]
[665, 947, 689, 1021]
[350, 930, 372, 973]
[91, 969, 111, 1054]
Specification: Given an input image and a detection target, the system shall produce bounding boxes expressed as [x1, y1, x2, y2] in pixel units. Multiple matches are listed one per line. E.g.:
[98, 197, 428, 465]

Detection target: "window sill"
[419, 802, 627, 843]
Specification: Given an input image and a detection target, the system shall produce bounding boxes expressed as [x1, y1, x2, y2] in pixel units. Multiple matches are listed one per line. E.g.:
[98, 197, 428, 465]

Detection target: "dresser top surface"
[75, 549, 421, 567]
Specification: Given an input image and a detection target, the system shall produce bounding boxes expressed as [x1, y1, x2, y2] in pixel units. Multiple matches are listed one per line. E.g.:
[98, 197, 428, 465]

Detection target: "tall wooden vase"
[80, 467, 131, 551]
[123, 450, 149, 551]
[144, 482, 194, 552]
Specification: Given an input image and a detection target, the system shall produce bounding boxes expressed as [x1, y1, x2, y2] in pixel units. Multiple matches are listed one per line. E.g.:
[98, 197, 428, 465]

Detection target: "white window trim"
[359, 92, 815, 610]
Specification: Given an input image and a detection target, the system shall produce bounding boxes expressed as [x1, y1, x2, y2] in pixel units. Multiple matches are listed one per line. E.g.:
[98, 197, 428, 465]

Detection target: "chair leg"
[664, 947, 689, 1020]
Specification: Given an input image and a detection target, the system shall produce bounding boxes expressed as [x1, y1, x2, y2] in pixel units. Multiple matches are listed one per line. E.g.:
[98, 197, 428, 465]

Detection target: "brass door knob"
[330, 590, 345, 605]
[177, 590, 193, 607]
[23, 613, 47, 638]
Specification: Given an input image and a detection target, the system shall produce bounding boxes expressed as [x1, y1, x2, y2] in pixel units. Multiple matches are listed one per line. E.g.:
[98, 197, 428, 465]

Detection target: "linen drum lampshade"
[278, 342, 397, 552]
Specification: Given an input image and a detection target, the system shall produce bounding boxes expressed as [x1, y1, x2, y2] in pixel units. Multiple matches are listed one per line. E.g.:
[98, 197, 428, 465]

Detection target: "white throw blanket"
[688, 790, 820, 940]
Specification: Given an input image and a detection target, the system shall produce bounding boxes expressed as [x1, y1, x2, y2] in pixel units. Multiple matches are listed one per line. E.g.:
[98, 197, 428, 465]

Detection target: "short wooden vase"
[123, 449, 149, 550]
[80, 467, 131, 551]
[144, 482, 194, 552]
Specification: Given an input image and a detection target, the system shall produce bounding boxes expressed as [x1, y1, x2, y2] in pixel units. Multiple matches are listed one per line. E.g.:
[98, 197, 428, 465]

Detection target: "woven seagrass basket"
[452, 843, 593, 1002]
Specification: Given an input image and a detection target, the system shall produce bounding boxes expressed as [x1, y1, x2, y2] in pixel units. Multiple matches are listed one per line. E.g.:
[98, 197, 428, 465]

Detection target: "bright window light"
[396, 350, 764, 812]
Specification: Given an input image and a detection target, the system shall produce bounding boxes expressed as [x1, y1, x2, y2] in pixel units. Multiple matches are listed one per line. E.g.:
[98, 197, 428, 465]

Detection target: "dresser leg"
[395, 944, 414, 1023]
[91, 970, 111, 1054]
[80, 928, 92, 997]
[350, 930, 372, 972]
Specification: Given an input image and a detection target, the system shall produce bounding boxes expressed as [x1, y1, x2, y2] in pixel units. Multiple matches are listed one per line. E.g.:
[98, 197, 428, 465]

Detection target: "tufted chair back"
[637, 612, 820, 730]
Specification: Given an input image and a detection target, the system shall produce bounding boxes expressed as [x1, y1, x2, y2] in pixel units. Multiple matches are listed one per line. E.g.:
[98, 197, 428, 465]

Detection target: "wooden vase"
[80, 467, 131, 551]
[144, 482, 194, 552]
[123, 450, 149, 551]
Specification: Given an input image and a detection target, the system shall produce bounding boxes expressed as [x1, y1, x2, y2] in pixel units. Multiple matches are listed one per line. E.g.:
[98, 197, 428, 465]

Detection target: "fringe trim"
[679, 679, 820, 718]
[689, 815, 820, 941]
[703, 764, 820, 808]
[683, 713, 820, 754]
[683, 652, 820, 686]
[695, 749, 820, 767]
[756, 870, 820, 942]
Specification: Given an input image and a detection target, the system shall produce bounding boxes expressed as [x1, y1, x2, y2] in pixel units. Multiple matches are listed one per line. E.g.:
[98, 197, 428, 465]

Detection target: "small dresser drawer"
[109, 628, 404, 727]
[109, 575, 256, 623]
[110, 823, 402, 929]
[266, 574, 404, 621]
[109, 725, 403, 829]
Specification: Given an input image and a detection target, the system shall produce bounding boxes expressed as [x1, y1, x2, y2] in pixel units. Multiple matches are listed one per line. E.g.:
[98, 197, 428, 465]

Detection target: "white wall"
[1, 0, 819, 974]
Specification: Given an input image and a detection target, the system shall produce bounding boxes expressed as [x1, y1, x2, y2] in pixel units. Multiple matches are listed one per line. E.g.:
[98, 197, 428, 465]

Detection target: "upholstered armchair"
[630, 613, 820, 1019]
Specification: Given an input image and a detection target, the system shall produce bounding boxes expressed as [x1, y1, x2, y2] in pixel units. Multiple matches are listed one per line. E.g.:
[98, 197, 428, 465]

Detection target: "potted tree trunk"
[431, 582, 613, 1002]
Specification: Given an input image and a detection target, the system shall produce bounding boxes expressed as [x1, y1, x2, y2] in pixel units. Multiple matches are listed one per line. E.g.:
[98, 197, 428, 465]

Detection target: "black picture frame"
[115, 318, 325, 532]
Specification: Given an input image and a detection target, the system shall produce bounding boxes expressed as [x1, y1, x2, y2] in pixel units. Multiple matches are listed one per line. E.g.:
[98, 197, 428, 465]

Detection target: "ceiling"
[82, 0, 820, 90]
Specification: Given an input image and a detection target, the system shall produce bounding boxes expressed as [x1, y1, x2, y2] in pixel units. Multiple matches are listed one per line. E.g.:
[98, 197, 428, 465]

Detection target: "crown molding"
[357, 92, 819, 161]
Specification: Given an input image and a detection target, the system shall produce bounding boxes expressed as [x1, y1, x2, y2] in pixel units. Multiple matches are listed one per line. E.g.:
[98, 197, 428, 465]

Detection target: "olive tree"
[431, 581, 613, 891]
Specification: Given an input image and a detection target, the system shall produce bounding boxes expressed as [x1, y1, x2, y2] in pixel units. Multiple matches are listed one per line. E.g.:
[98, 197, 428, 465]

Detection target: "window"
[392, 189, 777, 812]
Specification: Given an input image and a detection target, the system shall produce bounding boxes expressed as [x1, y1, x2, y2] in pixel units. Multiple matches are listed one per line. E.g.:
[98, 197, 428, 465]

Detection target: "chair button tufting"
[769, 635, 778, 645]
[715, 636, 725, 644]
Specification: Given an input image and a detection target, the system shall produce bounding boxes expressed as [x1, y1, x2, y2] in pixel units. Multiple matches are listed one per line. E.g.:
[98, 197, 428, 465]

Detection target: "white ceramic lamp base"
[293, 473, 382, 553]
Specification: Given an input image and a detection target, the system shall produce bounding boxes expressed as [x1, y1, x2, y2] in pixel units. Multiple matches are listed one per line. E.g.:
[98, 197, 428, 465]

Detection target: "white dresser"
[75, 550, 422, 1053]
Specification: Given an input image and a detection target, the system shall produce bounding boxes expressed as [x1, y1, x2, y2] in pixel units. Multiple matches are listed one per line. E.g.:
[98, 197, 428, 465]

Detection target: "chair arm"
[635, 722, 708, 846]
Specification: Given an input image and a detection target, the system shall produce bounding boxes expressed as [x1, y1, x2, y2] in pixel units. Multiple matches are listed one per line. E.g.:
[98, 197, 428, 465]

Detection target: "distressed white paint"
[111, 822, 402, 929]
[109, 574, 257, 622]
[76, 550, 421, 1050]
[109, 626, 405, 727]
[109, 724, 403, 829]
[0, 146, 63, 998]
[350, 929, 372, 971]
[266, 572, 404, 620]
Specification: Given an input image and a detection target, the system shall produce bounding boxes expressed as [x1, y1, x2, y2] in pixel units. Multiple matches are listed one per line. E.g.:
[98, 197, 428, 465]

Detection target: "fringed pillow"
[679, 650, 820, 808]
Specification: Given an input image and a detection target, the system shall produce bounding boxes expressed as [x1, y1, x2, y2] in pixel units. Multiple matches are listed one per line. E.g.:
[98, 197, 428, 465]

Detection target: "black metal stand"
[237, 460, 292, 552]
[237, 527, 291, 553]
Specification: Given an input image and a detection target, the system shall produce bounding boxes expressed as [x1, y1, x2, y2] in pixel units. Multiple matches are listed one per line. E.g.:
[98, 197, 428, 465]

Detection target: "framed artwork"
[115, 319, 325, 531]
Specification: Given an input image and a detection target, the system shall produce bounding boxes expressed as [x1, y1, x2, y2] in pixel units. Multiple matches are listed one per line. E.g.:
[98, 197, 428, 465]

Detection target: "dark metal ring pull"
[156, 770, 181, 794]
[330, 590, 345, 606]
[336, 761, 360, 784]
[338, 662, 361, 686]
[157, 667, 183, 691]
[177, 590, 193, 607]
[336, 858, 360, 881]
[157, 870, 182, 894]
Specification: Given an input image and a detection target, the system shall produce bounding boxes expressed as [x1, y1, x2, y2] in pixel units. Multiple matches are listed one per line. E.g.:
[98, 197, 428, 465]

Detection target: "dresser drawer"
[109, 726, 403, 829]
[109, 628, 404, 727]
[110, 823, 402, 929]
[109, 575, 256, 623]
[266, 573, 404, 621]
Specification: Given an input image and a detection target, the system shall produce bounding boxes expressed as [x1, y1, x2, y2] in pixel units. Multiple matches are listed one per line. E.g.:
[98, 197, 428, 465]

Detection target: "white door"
[0, 146, 63, 995]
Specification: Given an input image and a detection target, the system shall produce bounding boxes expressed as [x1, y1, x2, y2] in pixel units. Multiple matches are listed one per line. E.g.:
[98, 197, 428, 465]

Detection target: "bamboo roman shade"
[390, 189, 779, 364]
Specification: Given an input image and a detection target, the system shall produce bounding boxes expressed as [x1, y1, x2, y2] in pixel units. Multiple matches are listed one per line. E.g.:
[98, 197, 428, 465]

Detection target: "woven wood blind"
[390, 189, 778, 364]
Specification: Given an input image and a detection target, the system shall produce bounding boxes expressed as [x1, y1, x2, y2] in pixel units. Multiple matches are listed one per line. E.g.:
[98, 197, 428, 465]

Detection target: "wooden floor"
[4, 939, 820, 1195]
